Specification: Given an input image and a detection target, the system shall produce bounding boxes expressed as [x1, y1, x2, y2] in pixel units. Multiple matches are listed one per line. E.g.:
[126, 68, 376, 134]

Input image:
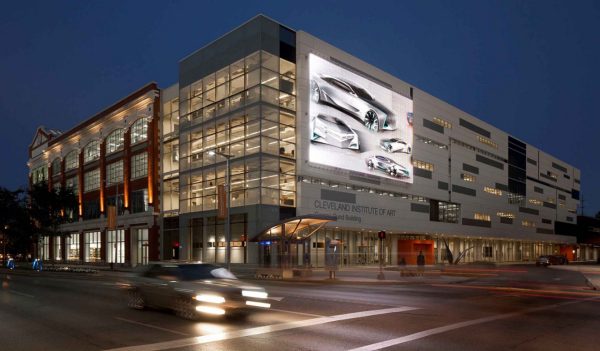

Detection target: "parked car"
[379, 138, 411, 154]
[536, 255, 568, 266]
[126, 262, 271, 319]
[311, 114, 360, 150]
[311, 74, 396, 132]
[365, 155, 410, 178]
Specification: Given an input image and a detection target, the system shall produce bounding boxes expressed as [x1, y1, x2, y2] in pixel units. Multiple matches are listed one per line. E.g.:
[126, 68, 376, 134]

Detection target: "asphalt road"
[2, 265, 600, 351]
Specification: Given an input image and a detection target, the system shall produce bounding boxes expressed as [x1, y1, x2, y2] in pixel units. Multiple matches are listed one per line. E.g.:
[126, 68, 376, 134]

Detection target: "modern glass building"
[31, 15, 595, 268]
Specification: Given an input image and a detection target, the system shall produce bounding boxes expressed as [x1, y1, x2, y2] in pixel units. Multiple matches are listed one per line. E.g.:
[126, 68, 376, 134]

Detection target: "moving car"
[365, 155, 410, 178]
[311, 74, 396, 132]
[536, 255, 568, 266]
[379, 138, 411, 154]
[126, 262, 270, 319]
[311, 114, 360, 150]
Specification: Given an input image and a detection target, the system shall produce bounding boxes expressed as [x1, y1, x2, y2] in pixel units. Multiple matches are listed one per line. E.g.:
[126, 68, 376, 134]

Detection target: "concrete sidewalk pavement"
[551, 264, 600, 289]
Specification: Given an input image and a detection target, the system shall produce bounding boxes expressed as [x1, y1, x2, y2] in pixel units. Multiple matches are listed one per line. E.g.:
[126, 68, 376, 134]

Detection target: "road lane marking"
[430, 283, 600, 297]
[7, 290, 34, 298]
[268, 308, 324, 317]
[115, 317, 190, 336]
[348, 297, 600, 351]
[103, 306, 418, 351]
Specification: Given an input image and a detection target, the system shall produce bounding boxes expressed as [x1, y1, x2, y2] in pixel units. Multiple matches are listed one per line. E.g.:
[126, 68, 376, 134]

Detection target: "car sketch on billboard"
[308, 54, 414, 183]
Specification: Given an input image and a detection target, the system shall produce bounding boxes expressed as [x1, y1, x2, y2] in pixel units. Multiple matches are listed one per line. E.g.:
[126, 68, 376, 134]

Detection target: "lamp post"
[208, 150, 232, 271]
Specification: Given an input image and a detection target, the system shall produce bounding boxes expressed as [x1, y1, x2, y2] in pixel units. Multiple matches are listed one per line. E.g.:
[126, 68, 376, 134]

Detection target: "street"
[1, 265, 600, 350]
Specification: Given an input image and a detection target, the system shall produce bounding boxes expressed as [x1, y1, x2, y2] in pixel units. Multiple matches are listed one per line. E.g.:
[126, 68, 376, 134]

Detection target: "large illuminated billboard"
[308, 54, 414, 183]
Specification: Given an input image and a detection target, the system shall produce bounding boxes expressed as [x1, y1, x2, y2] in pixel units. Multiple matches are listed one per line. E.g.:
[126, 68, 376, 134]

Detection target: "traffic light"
[378, 231, 386, 240]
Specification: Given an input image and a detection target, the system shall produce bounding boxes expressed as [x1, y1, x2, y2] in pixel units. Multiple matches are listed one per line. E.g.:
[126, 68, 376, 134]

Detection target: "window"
[131, 189, 149, 213]
[84, 140, 100, 163]
[66, 234, 80, 261]
[430, 200, 460, 223]
[461, 173, 476, 182]
[483, 246, 493, 258]
[528, 199, 542, 206]
[84, 231, 101, 262]
[415, 134, 448, 149]
[66, 177, 78, 193]
[106, 129, 124, 154]
[54, 238, 62, 261]
[106, 160, 123, 185]
[84, 169, 100, 192]
[65, 150, 79, 170]
[131, 117, 148, 144]
[522, 220, 536, 228]
[496, 212, 515, 219]
[433, 117, 452, 129]
[135, 228, 149, 266]
[131, 152, 148, 179]
[107, 229, 125, 264]
[32, 166, 48, 184]
[477, 136, 497, 149]
[41, 236, 50, 260]
[413, 159, 434, 171]
[483, 186, 502, 196]
[51, 158, 61, 176]
[474, 213, 491, 222]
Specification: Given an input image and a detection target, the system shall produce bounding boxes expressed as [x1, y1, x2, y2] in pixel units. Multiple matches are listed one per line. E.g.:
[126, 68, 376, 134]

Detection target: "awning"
[257, 214, 336, 241]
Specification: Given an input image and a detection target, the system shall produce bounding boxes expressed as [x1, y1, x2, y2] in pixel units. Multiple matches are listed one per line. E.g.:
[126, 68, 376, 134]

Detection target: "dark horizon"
[1, 0, 599, 215]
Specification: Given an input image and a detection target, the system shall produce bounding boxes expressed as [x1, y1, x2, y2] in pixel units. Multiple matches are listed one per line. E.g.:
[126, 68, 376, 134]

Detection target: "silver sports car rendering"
[379, 138, 412, 154]
[126, 262, 270, 319]
[311, 114, 360, 150]
[311, 75, 396, 132]
[365, 155, 410, 178]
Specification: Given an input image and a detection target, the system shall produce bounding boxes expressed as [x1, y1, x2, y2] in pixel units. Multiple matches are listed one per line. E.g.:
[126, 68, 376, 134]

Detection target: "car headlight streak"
[195, 294, 225, 304]
[242, 290, 268, 299]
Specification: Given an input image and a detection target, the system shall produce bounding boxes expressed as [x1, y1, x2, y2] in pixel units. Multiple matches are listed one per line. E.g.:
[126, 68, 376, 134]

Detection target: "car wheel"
[364, 110, 379, 132]
[367, 160, 374, 169]
[386, 145, 393, 153]
[175, 296, 198, 320]
[311, 85, 321, 103]
[128, 289, 146, 310]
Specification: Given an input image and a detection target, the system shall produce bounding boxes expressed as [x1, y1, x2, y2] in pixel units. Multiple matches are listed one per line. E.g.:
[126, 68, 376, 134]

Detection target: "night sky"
[1, 0, 598, 215]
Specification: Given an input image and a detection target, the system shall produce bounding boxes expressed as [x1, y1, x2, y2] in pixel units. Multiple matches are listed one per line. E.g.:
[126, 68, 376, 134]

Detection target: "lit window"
[413, 159, 434, 171]
[131, 152, 148, 179]
[106, 129, 125, 154]
[461, 173, 476, 182]
[106, 160, 123, 185]
[415, 134, 448, 149]
[528, 199, 543, 206]
[477, 136, 497, 149]
[84, 169, 100, 192]
[84, 140, 100, 163]
[433, 117, 452, 129]
[131, 117, 148, 144]
[474, 213, 491, 221]
[65, 150, 79, 170]
[483, 186, 502, 196]
[51, 158, 61, 176]
[522, 220, 536, 228]
[496, 212, 514, 219]
[66, 234, 79, 261]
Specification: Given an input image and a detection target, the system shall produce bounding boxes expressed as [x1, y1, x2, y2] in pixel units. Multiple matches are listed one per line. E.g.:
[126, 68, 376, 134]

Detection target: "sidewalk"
[551, 264, 600, 290]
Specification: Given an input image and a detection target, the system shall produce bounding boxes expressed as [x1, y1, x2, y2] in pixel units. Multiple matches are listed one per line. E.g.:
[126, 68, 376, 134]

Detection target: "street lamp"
[208, 150, 232, 271]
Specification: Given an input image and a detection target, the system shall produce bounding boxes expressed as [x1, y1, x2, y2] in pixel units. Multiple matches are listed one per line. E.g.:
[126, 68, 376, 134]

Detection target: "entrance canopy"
[257, 214, 336, 241]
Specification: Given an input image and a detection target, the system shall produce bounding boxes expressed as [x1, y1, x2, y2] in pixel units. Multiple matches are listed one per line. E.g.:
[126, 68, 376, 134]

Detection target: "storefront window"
[107, 229, 125, 264]
[66, 234, 80, 261]
[84, 231, 101, 262]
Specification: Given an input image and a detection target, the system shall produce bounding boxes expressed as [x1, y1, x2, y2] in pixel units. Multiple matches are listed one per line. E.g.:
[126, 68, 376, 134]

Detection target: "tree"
[28, 181, 78, 255]
[0, 187, 32, 259]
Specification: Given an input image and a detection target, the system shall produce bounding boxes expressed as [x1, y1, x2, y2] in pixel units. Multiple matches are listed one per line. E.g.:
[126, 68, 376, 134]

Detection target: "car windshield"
[178, 264, 238, 281]
[348, 84, 373, 101]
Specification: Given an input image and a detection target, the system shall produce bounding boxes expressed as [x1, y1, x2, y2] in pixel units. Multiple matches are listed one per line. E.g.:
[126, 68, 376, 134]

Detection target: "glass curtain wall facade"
[178, 43, 297, 262]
